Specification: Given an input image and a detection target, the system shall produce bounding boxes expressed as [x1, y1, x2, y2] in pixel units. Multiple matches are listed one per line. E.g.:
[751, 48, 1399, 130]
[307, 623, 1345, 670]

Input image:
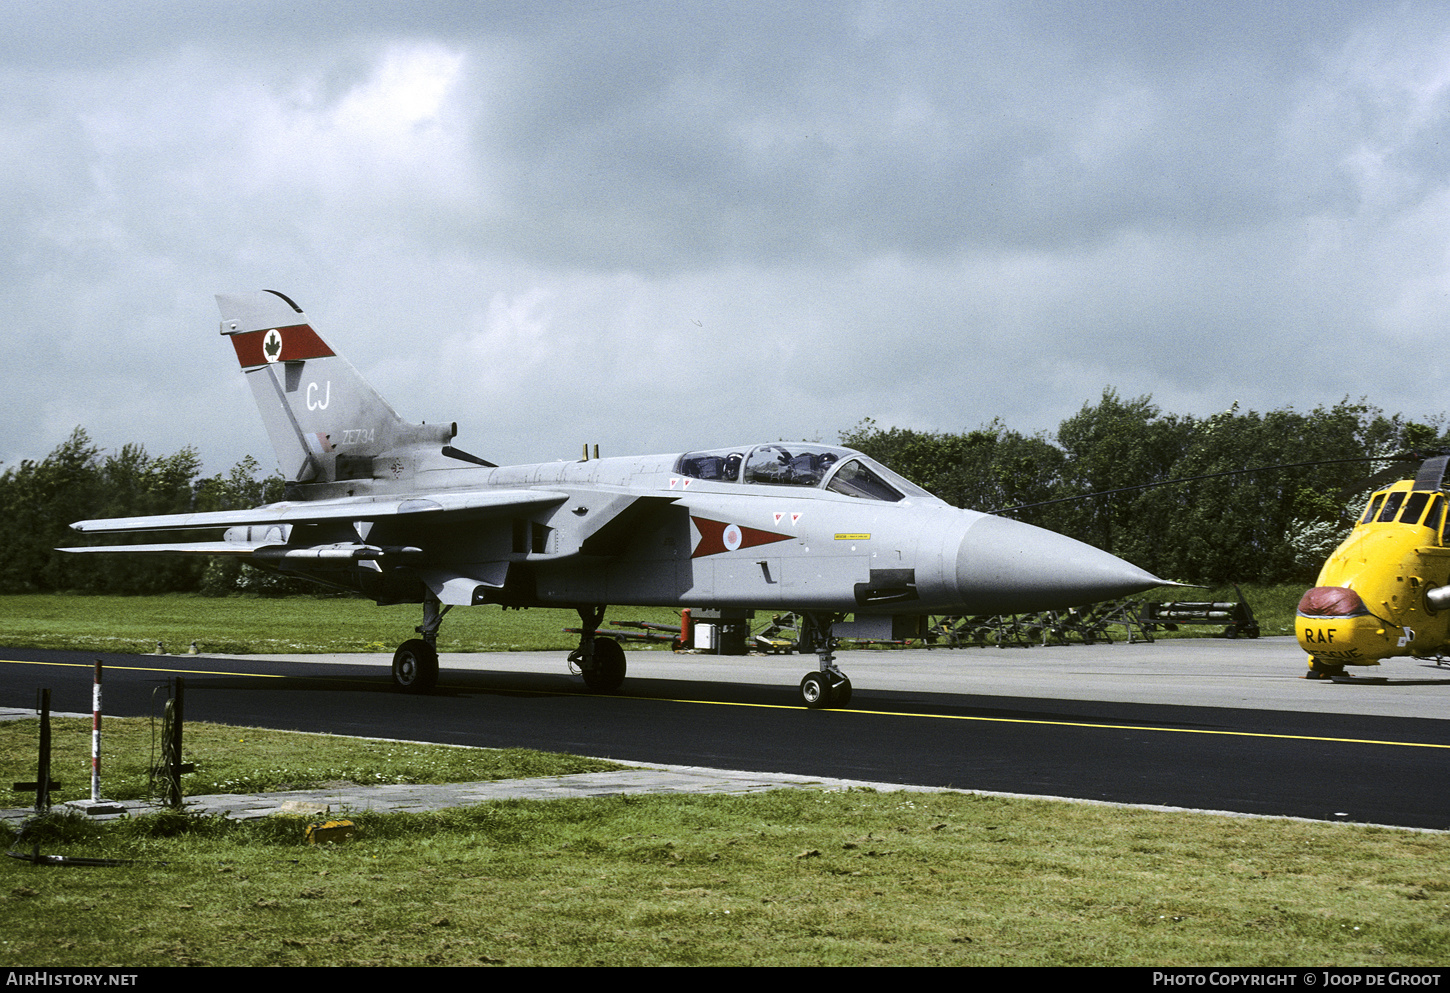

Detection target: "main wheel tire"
[800, 671, 829, 709]
[581, 637, 627, 693]
[393, 639, 439, 693]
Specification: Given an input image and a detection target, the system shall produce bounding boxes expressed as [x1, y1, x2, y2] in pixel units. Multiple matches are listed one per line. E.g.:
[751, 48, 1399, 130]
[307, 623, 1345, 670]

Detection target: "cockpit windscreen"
[675, 444, 933, 503]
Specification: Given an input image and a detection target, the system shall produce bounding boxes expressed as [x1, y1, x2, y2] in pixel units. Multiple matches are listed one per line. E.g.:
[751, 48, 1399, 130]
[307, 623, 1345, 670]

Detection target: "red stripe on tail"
[229, 324, 336, 367]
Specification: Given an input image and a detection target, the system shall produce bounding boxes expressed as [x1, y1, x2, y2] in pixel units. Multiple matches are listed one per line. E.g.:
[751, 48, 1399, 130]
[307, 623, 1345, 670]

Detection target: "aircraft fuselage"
[258, 444, 1159, 619]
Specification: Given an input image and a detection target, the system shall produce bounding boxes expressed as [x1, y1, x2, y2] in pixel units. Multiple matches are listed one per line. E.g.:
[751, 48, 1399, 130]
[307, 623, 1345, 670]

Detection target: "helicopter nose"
[954, 514, 1166, 613]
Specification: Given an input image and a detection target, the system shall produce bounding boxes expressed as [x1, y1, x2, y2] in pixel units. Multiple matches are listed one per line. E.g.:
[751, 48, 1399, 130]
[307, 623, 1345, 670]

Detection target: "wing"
[66, 487, 678, 606]
[64, 488, 572, 599]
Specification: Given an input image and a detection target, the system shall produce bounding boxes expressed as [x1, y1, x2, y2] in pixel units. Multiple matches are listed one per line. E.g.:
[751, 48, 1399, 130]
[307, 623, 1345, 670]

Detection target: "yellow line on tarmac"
[0, 657, 286, 679]
[627, 693, 1450, 751]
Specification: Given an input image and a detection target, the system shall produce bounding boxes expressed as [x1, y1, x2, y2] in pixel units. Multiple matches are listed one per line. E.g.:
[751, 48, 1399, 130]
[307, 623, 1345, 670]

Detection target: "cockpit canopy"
[675, 444, 934, 503]
[1358, 486, 1447, 534]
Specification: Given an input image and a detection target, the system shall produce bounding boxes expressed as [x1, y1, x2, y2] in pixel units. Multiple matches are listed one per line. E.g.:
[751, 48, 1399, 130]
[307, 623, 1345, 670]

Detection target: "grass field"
[0, 594, 687, 655]
[0, 584, 1304, 656]
[1, 721, 1447, 967]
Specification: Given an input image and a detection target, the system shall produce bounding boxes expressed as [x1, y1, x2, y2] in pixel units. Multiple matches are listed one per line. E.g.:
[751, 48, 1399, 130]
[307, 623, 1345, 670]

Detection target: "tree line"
[3, 392, 1444, 594]
[0, 428, 290, 595]
[842, 390, 1447, 586]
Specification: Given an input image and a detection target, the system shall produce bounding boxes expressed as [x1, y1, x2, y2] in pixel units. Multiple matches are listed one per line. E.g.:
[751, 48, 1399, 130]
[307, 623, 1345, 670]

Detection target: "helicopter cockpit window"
[1377, 491, 1407, 523]
[826, 458, 905, 502]
[1427, 495, 1447, 537]
[1400, 492, 1431, 526]
[1361, 493, 1386, 524]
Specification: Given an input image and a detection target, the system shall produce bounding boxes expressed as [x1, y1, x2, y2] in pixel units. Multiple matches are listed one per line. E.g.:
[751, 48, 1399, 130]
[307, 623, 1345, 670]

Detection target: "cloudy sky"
[5, 0, 1450, 479]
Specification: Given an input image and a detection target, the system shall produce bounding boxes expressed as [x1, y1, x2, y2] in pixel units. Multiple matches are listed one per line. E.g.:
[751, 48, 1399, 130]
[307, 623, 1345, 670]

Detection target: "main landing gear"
[392, 594, 445, 692]
[390, 598, 627, 695]
[798, 612, 852, 709]
[569, 606, 626, 693]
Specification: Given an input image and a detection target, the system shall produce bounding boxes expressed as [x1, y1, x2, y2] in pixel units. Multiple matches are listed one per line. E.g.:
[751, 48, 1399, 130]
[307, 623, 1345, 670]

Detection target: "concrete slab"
[0, 758, 940, 827]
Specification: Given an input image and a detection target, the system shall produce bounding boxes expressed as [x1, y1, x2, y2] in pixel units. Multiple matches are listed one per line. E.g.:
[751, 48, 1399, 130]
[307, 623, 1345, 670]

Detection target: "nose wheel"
[798, 612, 853, 709]
[799, 670, 852, 709]
[1305, 657, 1349, 680]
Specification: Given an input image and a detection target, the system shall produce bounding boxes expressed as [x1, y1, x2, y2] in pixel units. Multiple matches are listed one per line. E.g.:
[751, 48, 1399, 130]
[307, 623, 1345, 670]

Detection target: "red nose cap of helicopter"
[1297, 586, 1369, 618]
[955, 514, 1166, 614]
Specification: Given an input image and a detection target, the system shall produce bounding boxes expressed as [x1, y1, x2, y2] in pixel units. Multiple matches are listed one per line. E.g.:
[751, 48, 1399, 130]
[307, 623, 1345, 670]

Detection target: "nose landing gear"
[798, 612, 852, 709]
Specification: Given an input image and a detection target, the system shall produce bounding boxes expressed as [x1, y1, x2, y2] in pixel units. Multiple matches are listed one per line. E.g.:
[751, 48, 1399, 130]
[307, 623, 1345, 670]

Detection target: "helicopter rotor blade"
[1337, 449, 1450, 501]
[1414, 454, 1450, 492]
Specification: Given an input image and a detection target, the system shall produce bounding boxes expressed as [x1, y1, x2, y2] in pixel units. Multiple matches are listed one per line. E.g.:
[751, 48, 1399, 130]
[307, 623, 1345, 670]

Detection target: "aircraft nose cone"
[955, 514, 1166, 614]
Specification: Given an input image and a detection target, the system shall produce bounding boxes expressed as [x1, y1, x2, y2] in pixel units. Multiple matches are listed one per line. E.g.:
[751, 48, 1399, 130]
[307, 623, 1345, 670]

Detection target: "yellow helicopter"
[1296, 454, 1450, 678]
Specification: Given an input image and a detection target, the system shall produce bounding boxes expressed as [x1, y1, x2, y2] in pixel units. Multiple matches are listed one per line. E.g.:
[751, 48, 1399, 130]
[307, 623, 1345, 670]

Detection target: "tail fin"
[217, 290, 454, 488]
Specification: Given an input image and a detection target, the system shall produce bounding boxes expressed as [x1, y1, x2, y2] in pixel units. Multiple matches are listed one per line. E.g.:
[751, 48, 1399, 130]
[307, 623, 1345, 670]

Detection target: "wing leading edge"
[69, 488, 571, 536]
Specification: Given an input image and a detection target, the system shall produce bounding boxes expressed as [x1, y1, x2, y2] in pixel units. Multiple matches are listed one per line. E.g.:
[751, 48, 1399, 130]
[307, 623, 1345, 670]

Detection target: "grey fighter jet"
[68, 290, 1166, 708]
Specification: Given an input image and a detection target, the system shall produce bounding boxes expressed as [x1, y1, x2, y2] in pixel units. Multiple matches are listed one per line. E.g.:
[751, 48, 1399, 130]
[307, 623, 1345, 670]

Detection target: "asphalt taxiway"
[3, 637, 1450, 829]
[236, 634, 1450, 719]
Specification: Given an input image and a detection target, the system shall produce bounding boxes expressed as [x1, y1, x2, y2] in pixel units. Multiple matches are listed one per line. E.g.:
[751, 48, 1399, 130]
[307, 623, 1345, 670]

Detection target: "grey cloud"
[5, 1, 1450, 484]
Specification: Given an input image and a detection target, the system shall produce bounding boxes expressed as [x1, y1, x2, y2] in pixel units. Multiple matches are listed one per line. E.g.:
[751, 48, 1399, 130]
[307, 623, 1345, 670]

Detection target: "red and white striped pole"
[76, 659, 123, 817]
[91, 659, 101, 802]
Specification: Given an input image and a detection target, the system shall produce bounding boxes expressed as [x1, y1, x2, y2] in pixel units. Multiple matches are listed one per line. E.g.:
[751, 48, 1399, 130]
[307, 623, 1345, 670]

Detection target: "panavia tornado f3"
[68, 290, 1167, 708]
